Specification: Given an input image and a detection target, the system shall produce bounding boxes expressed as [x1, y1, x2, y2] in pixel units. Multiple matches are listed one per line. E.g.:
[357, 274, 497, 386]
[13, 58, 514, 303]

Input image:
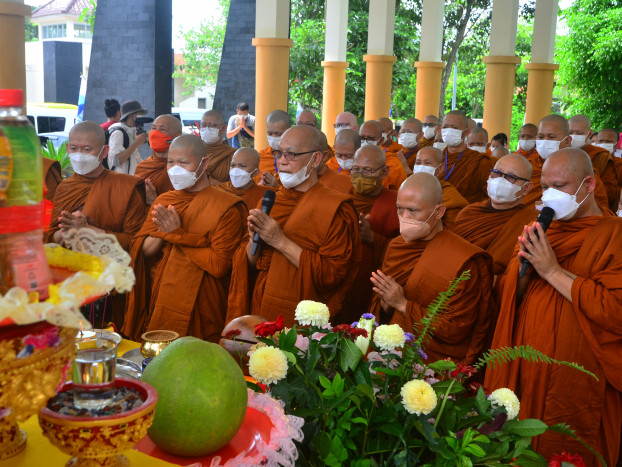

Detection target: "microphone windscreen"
[537, 206, 555, 231]
[260, 190, 276, 214]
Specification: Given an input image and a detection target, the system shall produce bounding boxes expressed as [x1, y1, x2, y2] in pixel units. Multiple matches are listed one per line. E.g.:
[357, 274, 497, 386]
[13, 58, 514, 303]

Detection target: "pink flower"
[311, 332, 327, 341]
[295, 334, 309, 352]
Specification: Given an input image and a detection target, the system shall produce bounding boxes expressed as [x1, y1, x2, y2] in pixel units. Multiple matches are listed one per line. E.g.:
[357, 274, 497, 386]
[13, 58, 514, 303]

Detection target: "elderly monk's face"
[569, 120, 591, 137]
[276, 130, 321, 175]
[201, 114, 226, 138]
[359, 123, 382, 145]
[334, 141, 357, 162]
[153, 116, 181, 137]
[168, 146, 205, 173]
[415, 150, 441, 170]
[231, 151, 258, 176]
[467, 132, 487, 148]
[398, 121, 422, 139]
[267, 121, 289, 138]
[541, 159, 591, 207]
[519, 127, 537, 140]
[351, 149, 388, 183]
[396, 186, 438, 222]
[67, 131, 105, 160]
[596, 131, 618, 146]
[335, 114, 357, 130]
[296, 113, 316, 127]
[537, 121, 570, 146]
[493, 158, 531, 194]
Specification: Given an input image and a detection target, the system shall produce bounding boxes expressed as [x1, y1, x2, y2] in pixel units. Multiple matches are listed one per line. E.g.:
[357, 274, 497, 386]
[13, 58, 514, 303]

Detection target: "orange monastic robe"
[325, 156, 406, 192]
[226, 184, 361, 327]
[441, 148, 493, 203]
[615, 157, 622, 188]
[337, 189, 400, 323]
[513, 148, 539, 158]
[369, 230, 494, 364]
[43, 157, 62, 201]
[451, 200, 538, 275]
[216, 181, 272, 210]
[205, 143, 236, 184]
[419, 136, 434, 149]
[440, 180, 469, 229]
[403, 147, 422, 170]
[134, 153, 174, 196]
[486, 216, 622, 466]
[45, 170, 146, 250]
[122, 187, 247, 342]
[583, 144, 618, 206]
[381, 140, 404, 158]
[254, 146, 277, 183]
[318, 166, 353, 194]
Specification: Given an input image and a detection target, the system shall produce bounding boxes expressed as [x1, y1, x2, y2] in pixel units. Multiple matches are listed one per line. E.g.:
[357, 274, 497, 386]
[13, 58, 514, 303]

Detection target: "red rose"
[333, 324, 351, 334]
[254, 314, 285, 338]
[450, 363, 476, 379]
[549, 452, 586, 467]
[224, 329, 241, 339]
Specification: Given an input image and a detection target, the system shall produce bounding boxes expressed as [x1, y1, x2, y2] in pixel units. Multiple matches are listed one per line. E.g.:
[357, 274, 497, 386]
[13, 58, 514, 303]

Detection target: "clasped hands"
[247, 209, 284, 249]
[517, 222, 562, 282]
[371, 270, 407, 314]
[152, 204, 181, 233]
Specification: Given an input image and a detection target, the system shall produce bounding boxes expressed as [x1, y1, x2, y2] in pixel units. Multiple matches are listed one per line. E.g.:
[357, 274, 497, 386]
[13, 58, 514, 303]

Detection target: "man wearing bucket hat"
[107, 100, 148, 175]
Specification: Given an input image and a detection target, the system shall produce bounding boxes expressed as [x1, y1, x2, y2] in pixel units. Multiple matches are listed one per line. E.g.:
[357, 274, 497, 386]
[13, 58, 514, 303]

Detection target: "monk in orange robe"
[569, 115, 618, 207]
[226, 125, 361, 327]
[199, 110, 237, 185]
[216, 147, 273, 209]
[254, 109, 291, 188]
[420, 115, 439, 149]
[337, 145, 400, 323]
[316, 130, 352, 194]
[466, 126, 489, 155]
[134, 114, 181, 203]
[452, 155, 538, 275]
[333, 111, 359, 136]
[122, 135, 247, 342]
[486, 148, 622, 466]
[378, 117, 403, 156]
[412, 146, 468, 228]
[439, 110, 493, 203]
[369, 173, 494, 364]
[326, 128, 360, 174]
[396, 118, 424, 169]
[359, 120, 407, 191]
[43, 157, 62, 201]
[46, 122, 147, 327]
[595, 128, 622, 191]
[295, 109, 317, 128]
[513, 123, 538, 158]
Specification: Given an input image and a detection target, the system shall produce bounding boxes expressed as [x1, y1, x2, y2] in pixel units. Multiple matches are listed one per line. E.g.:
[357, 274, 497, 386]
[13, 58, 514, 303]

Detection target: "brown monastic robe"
[451, 199, 538, 274]
[122, 187, 247, 342]
[318, 166, 354, 194]
[381, 140, 404, 158]
[485, 215, 622, 467]
[369, 230, 494, 364]
[134, 153, 174, 196]
[43, 157, 62, 201]
[325, 156, 405, 192]
[205, 142, 236, 184]
[441, 148, 493, 203]
[419, 136, 434, 149]
[226, 184, 361, 327]
[440, 180, 469, 229]
[254, 146, 277, 183]
[216, 181, 272, 210]
[583, 144, 618, 206]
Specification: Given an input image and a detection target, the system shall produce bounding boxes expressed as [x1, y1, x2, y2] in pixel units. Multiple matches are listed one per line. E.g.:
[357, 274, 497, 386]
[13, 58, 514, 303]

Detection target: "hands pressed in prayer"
[358, 213, 375, 244]
[248, 209, 285, 249]
[58, 210, 89, 230]
[259, 171, 279, 188]
[517, 222, 561, 281]
[145, 179, 157, 206]
[371, 270, 407, 314]
[152, 204, 181, 233]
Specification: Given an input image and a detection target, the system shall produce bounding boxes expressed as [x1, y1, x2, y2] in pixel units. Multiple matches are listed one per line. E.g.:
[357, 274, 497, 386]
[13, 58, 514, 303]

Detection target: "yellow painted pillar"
[524, 63, 559, 125]
[414, 61, 445, 121]
[321, 61, 348, 145]
[252, 37, 293, 150]
[363, 55, 396, 121]
[482, 55, 521, 138]
[0, 1, 31, 93]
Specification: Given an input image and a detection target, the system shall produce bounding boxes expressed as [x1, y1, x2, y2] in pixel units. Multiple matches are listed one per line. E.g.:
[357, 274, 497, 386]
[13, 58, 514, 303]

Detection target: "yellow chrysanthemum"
[489, 388, 520, 420]
[248, 346, 289, 385]
[400, 379, 438, 415]
[373, 324, 406, 351]
[294, 300, 330, 327]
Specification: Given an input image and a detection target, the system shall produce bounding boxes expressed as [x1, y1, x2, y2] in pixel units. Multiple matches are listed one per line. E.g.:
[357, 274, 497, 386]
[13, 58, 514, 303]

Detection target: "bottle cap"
[0, 89, 24, 107]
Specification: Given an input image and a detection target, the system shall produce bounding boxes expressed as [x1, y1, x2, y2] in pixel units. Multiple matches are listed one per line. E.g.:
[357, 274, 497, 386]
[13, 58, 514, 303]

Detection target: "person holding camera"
[107, 100, 148, 175]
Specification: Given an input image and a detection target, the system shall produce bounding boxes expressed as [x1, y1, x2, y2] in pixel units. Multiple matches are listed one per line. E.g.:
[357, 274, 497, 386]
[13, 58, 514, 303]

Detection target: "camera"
[135, 116, 154, 135]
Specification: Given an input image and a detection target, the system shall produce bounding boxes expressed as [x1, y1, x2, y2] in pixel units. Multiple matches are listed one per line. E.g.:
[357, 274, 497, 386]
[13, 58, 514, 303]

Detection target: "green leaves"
[502, 419, 548, 437]
[338, 338, 363, 372]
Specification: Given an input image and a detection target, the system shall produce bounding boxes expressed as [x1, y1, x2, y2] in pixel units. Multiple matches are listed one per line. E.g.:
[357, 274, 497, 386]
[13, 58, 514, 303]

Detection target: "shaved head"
[334, 128, 361, 149]
[378, 117, 394, 132]
[519, 123, 538, 140]
[467, 126, 488, 147]
[360, 120, 383, 139]
[569, 114, 592, 130]
[335, 111, 358, 130]
[281, 125, 323, 153]
[202, 109, 225, 125]
[154, 114, 183, 135]
[539, 114, 569, 137]
[169, 134, 206, 160]
[423, 115, 439, 125]
[354, 144, 386, 166]
[492, 147, 510, 158]
[296, 110, 318, 128]
[400, 173, 443, 206]
[596, 128, 618, 143]
[443, 110, 468, 130]
[400, 118, 422, 132]
[69, 121, 106, 148]
[416, 146, 443, 166]
[495, 154, 532, 180]
[267, 110, 291, 127]
[544, 148, 594, 182]
[470, 126, 488, 140]
[232, 147, 260, 172]
[317, 129, 329, 151]
[467, 118, 477, 130]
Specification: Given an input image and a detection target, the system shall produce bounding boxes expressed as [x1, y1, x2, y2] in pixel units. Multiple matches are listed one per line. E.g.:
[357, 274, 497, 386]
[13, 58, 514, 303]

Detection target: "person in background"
[107, 100, 148, 176]
[101, 99, 120, 131]
[226, 102, 255, 148]
[490, 133, 508, 151]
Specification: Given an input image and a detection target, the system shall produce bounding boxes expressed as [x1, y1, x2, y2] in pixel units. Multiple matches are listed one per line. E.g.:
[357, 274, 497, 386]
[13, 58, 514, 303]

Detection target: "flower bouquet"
[239, 273, 603, 466]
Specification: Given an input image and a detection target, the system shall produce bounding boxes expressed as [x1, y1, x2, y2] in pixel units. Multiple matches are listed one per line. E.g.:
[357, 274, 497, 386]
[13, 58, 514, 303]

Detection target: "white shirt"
[107, 121, 140, 175]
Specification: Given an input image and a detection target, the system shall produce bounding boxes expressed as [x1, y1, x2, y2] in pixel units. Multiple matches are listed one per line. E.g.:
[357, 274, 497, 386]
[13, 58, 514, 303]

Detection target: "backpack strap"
[106, 126, 131, 172]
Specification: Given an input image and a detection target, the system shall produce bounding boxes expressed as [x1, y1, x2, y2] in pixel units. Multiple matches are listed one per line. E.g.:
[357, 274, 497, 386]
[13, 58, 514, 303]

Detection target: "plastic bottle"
[0, 89, 51, 299]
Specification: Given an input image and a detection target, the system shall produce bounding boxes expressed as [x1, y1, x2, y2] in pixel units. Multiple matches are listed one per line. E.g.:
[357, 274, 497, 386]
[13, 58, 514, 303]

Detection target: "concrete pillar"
[321, 0, 349, 144]
[253, 0, 292, 149]
[482, 0, 520, 138]
[0, 0, 31, 93]
[524, 0, 559, 125]
[363, 0, 395, 121]
[414, 0, 445, 120]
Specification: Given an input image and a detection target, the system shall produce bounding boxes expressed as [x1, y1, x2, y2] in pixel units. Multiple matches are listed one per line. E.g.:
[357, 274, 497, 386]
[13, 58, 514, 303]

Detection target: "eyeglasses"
[272, 149, 319, 161]
[351, 165, 385, 176]
[334, 123, 351, 129]
[489, 169, 529, 185]
[201, 123, 223, 129]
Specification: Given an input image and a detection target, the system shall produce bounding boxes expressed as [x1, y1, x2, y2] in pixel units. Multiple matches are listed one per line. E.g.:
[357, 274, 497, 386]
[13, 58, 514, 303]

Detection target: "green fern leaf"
[547, 423, 607, 467]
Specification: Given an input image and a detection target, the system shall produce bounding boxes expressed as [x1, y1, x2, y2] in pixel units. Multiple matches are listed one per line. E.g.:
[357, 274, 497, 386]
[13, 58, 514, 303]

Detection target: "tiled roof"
[32, 0, 94, 18]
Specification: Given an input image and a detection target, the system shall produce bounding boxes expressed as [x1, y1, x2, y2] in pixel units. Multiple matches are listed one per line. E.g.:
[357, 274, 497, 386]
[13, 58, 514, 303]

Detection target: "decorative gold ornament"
[139, 330, 178, 358]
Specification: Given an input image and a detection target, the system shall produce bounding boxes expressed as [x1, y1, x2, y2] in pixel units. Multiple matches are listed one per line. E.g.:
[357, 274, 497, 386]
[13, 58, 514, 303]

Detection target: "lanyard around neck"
[444, 149, 464, 181]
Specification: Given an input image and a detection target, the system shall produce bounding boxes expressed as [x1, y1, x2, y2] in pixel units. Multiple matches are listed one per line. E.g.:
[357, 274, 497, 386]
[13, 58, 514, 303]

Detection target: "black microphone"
[519, 206, 555, 278]
[251, 190, 277, 256]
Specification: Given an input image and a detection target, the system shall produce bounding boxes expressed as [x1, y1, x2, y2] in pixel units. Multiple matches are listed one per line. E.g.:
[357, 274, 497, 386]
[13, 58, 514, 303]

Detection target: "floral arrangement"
[237, 274, 603, 466]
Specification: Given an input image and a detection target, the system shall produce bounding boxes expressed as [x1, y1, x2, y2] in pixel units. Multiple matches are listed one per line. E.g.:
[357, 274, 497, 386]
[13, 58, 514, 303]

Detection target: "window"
[42, 24, 67, 39]
[198, 98, 207, 109]
[74, 23, 92, 39]
[37, 116, 66, 133]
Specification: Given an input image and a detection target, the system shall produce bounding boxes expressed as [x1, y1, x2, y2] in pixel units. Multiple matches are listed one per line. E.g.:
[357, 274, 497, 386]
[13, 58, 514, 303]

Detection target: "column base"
[524, 62, 559, 126]
[321, 61, 349, 145]
[363, 55, 396, 121]
[482, 55, 522, 138]
[414, 61, 445, 120]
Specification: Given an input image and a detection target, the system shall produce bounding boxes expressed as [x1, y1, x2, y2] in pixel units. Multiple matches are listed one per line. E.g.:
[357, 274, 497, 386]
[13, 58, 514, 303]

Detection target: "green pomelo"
[141, 336, 248, 456]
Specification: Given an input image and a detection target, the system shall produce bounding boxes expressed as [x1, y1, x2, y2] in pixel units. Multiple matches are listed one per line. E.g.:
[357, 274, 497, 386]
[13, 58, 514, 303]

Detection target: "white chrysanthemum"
[294, 300, 330, 327]
[489, 388, 520, 420]
[400, 379, 438, 415]
[248, 346, 288, 385]
[373, 324, 406, 351]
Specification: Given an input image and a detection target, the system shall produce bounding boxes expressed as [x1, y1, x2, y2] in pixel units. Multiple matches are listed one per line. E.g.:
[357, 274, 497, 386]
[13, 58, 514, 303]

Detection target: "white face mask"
[519, 139, 536, 151]
[540, 178, 587, 221]
[229, 167, 254, 188]
[423, 126, 436, 140]
[487, 177, 525, 203]
[69, 150, 102, 175]
[279, 154, 315, 189]
[469, 145, 487, 153]
[398, 133, 419, 149]
[381, 132, 389, 143]
[618, 209, 622, 217]
[335, 125, 351, 135]
[361, 139, 378, 147]
[267, 136, 281, 150]
[433, 142, 447, 151]
[536, 139, 563, 160]
[441, 128, 464, 147]
[336, 157, 354, 171]
[412, 164, 438, 176]
[570, 134, 587, 149]
[594, 142, 615, 154]
[168, 159, 206, 190]
[200, 127, 221, 145]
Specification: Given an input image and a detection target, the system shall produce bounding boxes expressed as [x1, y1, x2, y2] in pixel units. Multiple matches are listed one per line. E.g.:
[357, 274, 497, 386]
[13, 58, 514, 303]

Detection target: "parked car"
[27, 103, 77, 148]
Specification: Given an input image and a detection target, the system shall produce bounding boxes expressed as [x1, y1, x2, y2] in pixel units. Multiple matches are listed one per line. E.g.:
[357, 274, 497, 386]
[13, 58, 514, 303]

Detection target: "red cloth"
[101, 121, 115, 131]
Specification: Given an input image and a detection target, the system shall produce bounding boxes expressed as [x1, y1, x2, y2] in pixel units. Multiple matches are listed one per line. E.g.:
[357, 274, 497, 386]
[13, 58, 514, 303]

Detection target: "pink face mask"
[399, 207, 438, 242]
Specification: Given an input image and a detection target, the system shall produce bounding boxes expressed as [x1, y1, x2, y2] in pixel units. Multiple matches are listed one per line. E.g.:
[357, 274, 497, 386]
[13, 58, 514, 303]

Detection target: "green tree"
[556, 0, 622, 130]
[25, 6, 39, 42]
[79, 0, 97, 29]
[174, 0, 230, 95]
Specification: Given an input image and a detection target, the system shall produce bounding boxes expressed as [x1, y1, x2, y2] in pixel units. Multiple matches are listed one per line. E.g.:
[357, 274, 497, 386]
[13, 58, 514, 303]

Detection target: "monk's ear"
[521, 181, 534, 197]
[436, 204, 447, 220]
[381, 164, 390, 179]
[463, 128, 471, 139]
[310, 151, 322, 169]
[584, 175, 596, 194]
[99, 145, 109, 161]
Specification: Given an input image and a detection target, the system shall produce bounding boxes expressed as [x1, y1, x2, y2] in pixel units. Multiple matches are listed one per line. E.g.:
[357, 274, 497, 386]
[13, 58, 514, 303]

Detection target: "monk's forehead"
[401, 120, 420, 131]
[495, 157, 528, 177]
[468, 132, 487, 143]
[232, 149, 257, 164]
[423, 116, 438, 124]
[168, 145, 204, 161]
[417, 149, 441, 165]
[442, 114, 466, 129]
[397, 185, 437, 208]
[538, 121, 567, 138]
[360, 122, 381, 137]
[336, 113, 356, 125]
[519, 126, 537, 137]
[202, 113, 224, 125]
[354, 149, 384, 166]
[569, 119, 590, 132]
[598, 130, 618, 142]
[267, 120, 290, 132]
